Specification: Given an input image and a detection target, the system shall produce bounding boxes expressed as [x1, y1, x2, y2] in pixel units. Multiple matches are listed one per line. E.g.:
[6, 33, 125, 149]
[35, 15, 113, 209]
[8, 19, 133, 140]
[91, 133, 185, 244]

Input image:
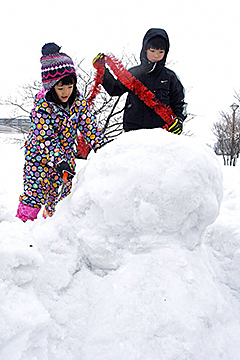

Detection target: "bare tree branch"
[212, 106, 240, 166]
[0, 50, 196, 140]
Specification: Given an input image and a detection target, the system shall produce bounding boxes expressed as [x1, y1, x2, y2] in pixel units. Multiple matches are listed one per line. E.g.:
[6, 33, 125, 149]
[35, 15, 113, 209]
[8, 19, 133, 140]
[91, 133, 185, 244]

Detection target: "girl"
[16, 43, 108, 222]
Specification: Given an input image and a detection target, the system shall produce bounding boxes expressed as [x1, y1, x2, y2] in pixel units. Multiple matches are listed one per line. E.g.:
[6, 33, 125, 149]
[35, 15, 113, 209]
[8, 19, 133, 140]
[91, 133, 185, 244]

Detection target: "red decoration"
[87, 54, 176, 130]
[76, 133, 91, 159]
[87, 65, 105, 108]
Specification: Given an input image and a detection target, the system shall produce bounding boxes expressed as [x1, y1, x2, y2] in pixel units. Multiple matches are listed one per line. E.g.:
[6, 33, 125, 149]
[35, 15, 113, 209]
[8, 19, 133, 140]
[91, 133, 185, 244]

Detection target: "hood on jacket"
[140, 28, 170, 68]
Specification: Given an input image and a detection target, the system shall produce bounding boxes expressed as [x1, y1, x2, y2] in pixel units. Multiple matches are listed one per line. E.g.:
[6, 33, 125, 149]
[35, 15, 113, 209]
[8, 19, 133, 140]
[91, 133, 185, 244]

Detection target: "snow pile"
[67, 129, 223, 267]
[0, 130, 240, 360]
[204, 165, 240, 299]
[0, 134, 25, 223]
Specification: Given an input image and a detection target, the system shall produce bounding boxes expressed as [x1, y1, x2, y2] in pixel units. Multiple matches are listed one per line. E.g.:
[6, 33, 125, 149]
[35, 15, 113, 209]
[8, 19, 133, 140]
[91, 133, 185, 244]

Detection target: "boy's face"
[146, 48, 165, 63]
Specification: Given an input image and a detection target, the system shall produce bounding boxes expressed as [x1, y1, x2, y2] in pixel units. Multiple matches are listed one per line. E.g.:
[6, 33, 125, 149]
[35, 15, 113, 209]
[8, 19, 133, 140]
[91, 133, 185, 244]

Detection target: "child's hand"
[56, 161, 75, 179]
[93, 53, 105, 69]
[168, 118, 183, 135]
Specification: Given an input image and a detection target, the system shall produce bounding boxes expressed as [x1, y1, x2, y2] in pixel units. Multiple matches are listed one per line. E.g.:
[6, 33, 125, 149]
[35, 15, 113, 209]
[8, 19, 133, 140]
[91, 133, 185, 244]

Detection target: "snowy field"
[0, 130, 240, 360]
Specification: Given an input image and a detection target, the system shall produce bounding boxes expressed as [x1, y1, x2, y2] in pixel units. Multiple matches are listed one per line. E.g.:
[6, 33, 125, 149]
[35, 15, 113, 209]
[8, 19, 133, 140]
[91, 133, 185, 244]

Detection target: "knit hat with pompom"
[40, 43, 77, 90]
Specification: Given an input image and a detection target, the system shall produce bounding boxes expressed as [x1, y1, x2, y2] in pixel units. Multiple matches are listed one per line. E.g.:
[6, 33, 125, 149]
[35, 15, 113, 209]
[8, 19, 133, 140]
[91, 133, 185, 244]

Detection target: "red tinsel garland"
[76, 133, 91, 159]
[87, 65, 105, 108]
[76, 65, 105, 158]
[87, 53, 176, 130]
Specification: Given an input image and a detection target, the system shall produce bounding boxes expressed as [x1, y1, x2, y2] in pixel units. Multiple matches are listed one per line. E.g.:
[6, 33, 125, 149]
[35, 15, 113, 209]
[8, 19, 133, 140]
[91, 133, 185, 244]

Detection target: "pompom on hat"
[40, 43, 77, 90]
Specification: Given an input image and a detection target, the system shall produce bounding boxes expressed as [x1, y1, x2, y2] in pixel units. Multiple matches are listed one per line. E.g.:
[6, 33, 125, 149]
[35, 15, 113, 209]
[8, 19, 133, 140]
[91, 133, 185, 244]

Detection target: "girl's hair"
[46, 75, 78, 107]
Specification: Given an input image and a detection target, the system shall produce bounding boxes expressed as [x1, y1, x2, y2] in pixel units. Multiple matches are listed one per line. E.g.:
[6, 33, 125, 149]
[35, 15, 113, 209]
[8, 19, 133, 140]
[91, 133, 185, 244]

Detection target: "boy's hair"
[144, 36, 166, 51]
[46, 75, 78, 107]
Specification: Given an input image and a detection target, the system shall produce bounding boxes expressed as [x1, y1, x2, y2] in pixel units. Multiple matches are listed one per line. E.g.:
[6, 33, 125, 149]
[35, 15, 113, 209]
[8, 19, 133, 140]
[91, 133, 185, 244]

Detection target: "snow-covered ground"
[0, 130, 240, 360]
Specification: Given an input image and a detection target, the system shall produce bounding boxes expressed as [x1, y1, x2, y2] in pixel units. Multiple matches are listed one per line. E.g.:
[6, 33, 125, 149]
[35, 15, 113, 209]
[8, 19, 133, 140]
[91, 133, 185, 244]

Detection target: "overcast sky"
[1, 0, 240, 142]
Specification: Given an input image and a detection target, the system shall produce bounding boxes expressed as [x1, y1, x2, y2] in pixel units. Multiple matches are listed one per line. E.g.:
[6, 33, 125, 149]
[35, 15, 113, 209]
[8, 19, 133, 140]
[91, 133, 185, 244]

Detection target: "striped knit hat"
[40, 43, 77, 90]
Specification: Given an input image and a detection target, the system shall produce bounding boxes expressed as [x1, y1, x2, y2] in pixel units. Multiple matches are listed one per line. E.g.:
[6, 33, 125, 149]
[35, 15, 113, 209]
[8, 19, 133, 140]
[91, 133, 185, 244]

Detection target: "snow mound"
[0, 221, 49, 359]
[2, 130, 240, 360]
[204, 165, 240, 299]
[67, 129, 223, 268]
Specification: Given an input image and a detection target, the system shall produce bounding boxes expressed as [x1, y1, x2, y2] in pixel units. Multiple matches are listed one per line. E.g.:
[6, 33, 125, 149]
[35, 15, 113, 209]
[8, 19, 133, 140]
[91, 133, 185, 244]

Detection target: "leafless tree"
[212, 108, 240, 166]
[0, 51, 136, 137]
[0, 49, 194, 138]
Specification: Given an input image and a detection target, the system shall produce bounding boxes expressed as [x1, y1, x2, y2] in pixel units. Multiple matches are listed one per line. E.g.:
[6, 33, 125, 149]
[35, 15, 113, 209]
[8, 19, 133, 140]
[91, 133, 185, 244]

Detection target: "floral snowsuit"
[19, 90, 107, 216]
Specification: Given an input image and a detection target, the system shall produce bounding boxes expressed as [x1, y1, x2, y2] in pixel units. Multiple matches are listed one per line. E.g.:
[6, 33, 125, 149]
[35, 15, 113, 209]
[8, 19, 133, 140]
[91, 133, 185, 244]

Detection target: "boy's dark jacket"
[102, 28, 187, 131]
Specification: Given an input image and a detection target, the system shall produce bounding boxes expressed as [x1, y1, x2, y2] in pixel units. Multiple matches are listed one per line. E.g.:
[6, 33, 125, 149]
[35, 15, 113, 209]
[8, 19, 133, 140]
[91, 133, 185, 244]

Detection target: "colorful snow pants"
[19, 159, 73, 218]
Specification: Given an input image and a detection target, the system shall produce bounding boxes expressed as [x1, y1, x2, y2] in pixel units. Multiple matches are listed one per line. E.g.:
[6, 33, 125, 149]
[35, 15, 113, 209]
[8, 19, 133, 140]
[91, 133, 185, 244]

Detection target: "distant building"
[0, 118, 30, 133]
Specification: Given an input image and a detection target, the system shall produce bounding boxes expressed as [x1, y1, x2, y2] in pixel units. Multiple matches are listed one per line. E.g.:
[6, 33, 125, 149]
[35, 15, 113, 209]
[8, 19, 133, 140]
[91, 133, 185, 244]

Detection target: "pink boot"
[16, 202, 41, 222]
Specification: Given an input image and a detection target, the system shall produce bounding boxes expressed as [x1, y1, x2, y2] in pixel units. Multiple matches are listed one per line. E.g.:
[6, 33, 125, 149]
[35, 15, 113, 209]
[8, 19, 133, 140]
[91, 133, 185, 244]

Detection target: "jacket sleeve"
[29, 102, 66, 166]
[77, 97, 108, 152]
[102, 68, 127, 97]
[169, 73, 187, 121]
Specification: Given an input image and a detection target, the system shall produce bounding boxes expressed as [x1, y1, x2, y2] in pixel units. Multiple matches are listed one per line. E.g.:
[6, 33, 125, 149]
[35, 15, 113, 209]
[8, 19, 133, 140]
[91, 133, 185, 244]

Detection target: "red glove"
[76, 134, 91, 159]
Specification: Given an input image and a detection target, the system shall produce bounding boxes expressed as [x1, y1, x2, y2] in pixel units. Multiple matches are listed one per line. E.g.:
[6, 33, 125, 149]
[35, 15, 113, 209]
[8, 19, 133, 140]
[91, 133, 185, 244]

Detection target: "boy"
[93, 28, 187, 133]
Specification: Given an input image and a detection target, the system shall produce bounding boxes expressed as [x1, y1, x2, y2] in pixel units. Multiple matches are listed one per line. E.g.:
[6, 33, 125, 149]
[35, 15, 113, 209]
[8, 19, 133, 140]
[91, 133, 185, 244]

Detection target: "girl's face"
[54, 81, 74, 103]
[146, 48, 165, 63]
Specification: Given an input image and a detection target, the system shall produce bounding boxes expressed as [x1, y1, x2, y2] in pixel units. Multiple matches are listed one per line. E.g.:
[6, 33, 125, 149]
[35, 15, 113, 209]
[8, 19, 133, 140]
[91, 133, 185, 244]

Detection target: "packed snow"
[0, 129, 240, 360]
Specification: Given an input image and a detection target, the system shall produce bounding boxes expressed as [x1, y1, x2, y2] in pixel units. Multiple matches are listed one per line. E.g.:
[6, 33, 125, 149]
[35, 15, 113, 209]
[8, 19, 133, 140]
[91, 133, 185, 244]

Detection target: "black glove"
[92, 53, 105, 69]
[168, 118, 183, 135]
[56, 161, 75, 180]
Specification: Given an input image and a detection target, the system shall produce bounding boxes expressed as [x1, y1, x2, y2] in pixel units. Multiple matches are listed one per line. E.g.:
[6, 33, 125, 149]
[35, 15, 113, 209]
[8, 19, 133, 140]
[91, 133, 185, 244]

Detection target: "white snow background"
[0, 129, 240, 360]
